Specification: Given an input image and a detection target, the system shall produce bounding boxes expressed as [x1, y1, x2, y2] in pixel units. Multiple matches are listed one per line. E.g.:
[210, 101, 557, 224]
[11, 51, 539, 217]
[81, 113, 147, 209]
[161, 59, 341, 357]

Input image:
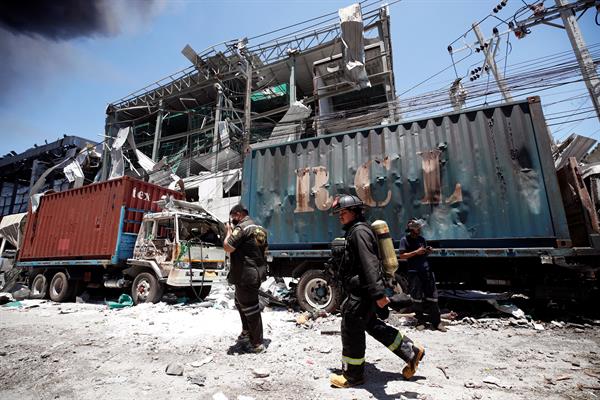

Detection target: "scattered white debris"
[190, 355, 214, 367]
[165, 363, 184, 376]
[251, 368, 270, 378]
[534, 323, 545, 331]
[213, 392, 229, 400]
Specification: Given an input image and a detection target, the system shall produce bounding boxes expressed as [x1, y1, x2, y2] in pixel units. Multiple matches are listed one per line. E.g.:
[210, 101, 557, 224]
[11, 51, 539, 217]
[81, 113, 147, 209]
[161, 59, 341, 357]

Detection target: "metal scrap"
[339, 3, 371, 89]
[553, 133, 597, 169]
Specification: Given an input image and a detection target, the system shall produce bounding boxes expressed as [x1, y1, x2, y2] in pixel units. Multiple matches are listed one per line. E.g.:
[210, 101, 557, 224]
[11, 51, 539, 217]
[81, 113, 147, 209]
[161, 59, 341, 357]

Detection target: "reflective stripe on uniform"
[387, 332, 404, 352]
[342, 355, 365, 366]
[245, 308, 261, 316]
[425, 297, 438, 302]
[242, 304, 260, 316]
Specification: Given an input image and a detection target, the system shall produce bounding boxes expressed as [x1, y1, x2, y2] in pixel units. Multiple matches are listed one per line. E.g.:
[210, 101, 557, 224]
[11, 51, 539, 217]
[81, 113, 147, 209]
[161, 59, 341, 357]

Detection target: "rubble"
[187, 372, 206, 386]
[212, 392, 229, 400]
[251, 368, 270, 378]
[464, 380, 483, 389]
[0, 292, 14, 304]
[483, 375, 512, 389]
[165, 363, 184, 376]
[1, 289, 599, 399]
[190, 355, 214, 367]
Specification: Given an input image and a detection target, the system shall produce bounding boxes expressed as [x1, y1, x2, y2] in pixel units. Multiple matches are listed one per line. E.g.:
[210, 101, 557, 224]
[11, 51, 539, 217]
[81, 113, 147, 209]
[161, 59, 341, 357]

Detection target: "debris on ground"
[165, 363, 184, 376]
[1, 291, 599, 400]
[0, 292, 14, 305]
[251, 368, 270, 378]
[190, 355, 214, 367]
[106, 294, 134, 309]
[187, 372, 207, 386]
[11, 287, 30, 301]
[212, 391, 229, 400]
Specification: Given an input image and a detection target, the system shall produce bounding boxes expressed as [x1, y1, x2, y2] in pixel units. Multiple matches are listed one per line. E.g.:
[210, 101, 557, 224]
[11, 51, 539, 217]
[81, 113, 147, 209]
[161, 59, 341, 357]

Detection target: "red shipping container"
[18, 177, 183, 262]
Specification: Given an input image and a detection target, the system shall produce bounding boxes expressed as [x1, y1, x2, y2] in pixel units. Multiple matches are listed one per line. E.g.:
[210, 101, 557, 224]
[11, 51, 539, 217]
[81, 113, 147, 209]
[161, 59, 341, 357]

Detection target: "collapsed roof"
[104, 3, 397, 178]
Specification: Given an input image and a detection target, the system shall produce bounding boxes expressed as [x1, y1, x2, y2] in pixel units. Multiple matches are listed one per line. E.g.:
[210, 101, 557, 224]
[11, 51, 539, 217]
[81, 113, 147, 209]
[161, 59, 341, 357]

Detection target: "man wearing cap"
[399, 219, 446, 332]
[224, 204, 269, 353]
[328, 194, 425, 388]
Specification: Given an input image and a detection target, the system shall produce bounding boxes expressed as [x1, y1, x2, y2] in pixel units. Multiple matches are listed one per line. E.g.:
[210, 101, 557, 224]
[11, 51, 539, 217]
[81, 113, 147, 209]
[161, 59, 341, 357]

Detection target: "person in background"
[399, 218, 446, 332]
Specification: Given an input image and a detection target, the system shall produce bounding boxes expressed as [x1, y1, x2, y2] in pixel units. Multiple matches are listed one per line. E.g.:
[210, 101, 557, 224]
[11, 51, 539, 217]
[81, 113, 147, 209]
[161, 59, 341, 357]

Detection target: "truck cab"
[127, 198, 227, 303]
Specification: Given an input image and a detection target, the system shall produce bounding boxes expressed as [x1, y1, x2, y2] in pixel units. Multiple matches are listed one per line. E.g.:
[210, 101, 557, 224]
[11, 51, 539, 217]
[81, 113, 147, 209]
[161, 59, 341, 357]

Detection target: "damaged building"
[102, 3, 396, 219]
[0, 136, 100, 218]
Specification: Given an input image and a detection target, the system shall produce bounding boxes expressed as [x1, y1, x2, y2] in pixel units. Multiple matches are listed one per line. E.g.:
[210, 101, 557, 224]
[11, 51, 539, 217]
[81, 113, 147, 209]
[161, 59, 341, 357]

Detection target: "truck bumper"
[166, 268, 227, 287]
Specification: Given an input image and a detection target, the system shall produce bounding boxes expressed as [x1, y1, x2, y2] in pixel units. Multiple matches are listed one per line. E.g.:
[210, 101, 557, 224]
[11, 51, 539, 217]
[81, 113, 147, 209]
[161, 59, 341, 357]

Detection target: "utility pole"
[213, 85, 223, 172]
[555, 0, 600, 123]
[472, 23, 514, 103]
[151, 99, 164, 162]
[288, 50, 297, 104]
[449, 0, 600, 117]
[242, 57, 252, 157]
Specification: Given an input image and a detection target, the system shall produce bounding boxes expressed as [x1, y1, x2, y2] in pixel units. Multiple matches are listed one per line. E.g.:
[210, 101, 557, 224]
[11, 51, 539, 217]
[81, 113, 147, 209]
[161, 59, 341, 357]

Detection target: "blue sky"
[1, 0, 598, 155]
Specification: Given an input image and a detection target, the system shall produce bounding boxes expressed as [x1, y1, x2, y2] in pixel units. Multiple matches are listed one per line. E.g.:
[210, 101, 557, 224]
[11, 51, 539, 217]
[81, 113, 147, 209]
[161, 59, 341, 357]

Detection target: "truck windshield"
[178, 217, 224, 246]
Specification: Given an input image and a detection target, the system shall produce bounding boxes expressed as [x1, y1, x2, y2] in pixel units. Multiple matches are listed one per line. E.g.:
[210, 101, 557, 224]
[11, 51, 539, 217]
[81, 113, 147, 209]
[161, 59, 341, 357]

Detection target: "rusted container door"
[19, 177, 182, 262]
[242, 98, 570, 248]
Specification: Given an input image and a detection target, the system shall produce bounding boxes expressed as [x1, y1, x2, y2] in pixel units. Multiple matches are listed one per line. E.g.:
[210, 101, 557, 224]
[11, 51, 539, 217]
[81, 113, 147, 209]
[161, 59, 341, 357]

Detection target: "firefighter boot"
[330, 358, 365, 388]
[329, 373, 365, 388]
[402, 342, 425, 379]
[393, 336, 425, 379]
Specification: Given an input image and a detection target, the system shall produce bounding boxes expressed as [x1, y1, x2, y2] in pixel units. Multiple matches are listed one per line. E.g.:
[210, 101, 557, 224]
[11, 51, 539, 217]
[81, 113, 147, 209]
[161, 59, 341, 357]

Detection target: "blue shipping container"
[242, 98, 570, 250]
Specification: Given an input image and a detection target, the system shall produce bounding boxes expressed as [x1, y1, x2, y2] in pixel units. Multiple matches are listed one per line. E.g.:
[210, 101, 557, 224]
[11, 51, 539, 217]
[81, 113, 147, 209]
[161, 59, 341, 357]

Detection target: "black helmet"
[332, 194, 364, 214]
[406, 218, 426, 232]
[229, 203, 248, 215]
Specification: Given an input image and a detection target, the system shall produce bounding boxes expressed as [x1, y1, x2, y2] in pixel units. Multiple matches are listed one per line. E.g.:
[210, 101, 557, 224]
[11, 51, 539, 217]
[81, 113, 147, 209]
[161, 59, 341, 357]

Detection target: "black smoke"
[0, 0, 162, 105]
[0, 0, 157, 40]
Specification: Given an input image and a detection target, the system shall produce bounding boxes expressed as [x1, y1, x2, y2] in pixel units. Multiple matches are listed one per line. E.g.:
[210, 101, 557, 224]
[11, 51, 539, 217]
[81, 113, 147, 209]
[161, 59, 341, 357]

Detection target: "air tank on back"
[371, 220, 398, 278]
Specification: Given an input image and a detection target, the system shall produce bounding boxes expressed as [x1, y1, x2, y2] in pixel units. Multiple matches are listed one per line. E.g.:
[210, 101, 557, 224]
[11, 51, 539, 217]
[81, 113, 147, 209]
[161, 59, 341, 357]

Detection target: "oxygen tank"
[371, 220, 398, 278]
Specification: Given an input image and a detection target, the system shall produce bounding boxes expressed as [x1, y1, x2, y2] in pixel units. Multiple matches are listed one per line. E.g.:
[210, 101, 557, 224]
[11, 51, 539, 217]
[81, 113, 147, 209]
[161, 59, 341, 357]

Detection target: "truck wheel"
[49, 272, 74, 302]
[30, 274, 48, 299]
[296, 269, 341, 313]
[132, 272, 164, 304]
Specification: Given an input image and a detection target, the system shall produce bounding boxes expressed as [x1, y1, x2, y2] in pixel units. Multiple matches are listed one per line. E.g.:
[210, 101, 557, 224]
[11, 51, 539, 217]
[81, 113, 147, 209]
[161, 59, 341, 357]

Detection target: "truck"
[241, 97, 600, 312]
[16, 176, 227, 303]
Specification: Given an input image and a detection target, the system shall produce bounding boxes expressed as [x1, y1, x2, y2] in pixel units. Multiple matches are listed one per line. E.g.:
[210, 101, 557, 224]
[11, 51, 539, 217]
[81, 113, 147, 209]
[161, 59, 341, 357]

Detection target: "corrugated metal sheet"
[19, 177, 182, 261]
[554, 134, 597, 169]
[242, 98, 570, 248]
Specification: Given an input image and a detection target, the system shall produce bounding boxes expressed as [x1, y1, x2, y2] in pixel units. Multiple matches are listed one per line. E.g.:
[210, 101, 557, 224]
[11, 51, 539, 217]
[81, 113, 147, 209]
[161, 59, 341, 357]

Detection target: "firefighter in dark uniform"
[399, 218, 446, 332]
[224, 204, 268, 353]
[329, 195, 425, 388]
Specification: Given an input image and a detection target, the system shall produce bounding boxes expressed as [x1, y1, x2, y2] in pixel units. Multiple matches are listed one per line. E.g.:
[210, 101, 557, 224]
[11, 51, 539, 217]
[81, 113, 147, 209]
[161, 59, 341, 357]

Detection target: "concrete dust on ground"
[1, 286, 599, 400]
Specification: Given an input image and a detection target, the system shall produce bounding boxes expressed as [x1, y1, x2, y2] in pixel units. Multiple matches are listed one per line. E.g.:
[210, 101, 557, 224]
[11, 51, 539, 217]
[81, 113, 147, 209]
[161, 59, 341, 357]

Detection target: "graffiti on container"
[294, 149, 463, 213]
[132, 187, 151, 202]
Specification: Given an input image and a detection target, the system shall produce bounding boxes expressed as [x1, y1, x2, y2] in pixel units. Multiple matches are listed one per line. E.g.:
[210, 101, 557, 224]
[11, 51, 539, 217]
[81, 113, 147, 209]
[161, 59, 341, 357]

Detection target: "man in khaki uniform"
[224, 204, 268, 353]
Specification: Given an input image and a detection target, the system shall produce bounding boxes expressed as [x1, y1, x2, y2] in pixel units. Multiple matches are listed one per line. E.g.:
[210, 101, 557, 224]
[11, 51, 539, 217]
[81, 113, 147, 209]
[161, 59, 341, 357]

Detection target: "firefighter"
[399, 218, 446, 332]
[328, 195, 425, 388]
[224, 204, 268, 353]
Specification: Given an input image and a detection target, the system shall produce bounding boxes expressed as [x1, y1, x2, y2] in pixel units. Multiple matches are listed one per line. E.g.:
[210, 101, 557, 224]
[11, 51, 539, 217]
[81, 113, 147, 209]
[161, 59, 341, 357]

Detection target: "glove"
[388, 293, 413, 312]
[375, 305, 390, 320]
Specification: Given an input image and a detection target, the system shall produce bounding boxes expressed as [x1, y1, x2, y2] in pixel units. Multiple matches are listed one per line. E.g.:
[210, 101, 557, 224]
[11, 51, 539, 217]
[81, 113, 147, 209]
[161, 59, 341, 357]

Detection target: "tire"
[296, 269, 341, 313]
[131, 272, 164, 304]
[30, 273, 48, 299]
[49, 272, 74, 302]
